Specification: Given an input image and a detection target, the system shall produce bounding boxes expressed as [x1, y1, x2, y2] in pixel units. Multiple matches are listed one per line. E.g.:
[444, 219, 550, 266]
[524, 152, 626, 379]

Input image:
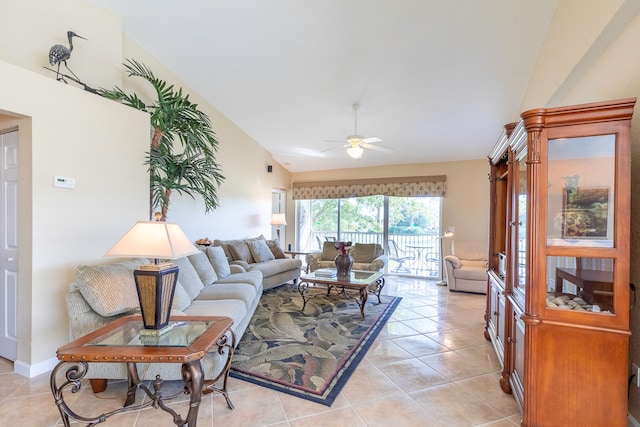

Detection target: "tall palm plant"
[99, 59, 225, 221]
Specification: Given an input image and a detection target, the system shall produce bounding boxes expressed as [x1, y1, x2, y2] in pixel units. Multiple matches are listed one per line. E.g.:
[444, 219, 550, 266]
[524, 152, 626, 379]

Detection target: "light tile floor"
[0, 276, 521, 426]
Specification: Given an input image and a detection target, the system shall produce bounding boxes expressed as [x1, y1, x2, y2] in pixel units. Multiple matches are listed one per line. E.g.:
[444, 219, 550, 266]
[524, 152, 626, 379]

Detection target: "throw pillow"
[321, 241, 338, 261]
[352, 243, 377, 263]
[172, 257, 204, 300]
[228, 241, 254, 263]
[214, 235, 264, 261]
[172, 281, 192, 311]
[266, 239, 286, 259]
[206, 245, 232, 278]
[188, 250, 218, 285]
[75, 259, 145, 317]
[247, 239, 276, 263]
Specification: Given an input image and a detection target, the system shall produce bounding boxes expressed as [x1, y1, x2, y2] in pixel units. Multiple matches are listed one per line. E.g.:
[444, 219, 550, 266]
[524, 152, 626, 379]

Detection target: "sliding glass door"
[296, 196, 442, 278]
[387, 196, 441, 278]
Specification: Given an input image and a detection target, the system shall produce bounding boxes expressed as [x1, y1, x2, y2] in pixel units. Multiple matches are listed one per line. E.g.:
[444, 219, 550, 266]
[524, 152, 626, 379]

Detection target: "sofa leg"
[89, 378, 108, 393]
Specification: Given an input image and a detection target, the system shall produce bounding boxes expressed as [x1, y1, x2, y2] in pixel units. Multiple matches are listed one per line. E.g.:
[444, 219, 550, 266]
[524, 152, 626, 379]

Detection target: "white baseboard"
[13, 357, 58, 378]
[629, 412, 640, 427]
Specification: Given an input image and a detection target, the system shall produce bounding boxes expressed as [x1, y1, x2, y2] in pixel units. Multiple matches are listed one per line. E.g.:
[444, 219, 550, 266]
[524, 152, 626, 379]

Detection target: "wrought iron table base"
[51, 361, 204, 426]
[51, 333, 235, 426]
[298, 277, 385, 320]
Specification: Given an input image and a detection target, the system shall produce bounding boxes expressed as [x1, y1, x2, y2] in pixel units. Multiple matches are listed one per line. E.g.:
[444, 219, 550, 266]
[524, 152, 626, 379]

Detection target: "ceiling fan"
[324, 103, 393, 159]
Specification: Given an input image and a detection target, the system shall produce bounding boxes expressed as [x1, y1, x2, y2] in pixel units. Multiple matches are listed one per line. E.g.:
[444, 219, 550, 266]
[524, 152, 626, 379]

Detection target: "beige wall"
[522, 1, 640, 419]
[291, 159, 490, 255]
[0, 60, 149, 372]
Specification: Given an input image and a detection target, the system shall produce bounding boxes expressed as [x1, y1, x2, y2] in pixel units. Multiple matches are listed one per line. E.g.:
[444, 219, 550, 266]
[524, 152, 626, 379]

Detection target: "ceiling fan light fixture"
[346, 135, 364, 144]
[347, 146, 364, 159]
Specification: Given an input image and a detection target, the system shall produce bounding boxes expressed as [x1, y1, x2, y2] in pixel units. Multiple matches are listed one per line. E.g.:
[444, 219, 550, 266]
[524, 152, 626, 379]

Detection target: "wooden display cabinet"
[486, 98, 635, 426]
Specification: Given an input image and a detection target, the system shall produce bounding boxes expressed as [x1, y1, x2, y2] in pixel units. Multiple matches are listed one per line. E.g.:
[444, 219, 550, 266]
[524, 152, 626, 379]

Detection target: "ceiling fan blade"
[361, 136, 382, 144]
[324, 139, 348, 143]
[362, 142, 393, 153]
[320, 144, 348, 154]
[279, 147, 327, 158]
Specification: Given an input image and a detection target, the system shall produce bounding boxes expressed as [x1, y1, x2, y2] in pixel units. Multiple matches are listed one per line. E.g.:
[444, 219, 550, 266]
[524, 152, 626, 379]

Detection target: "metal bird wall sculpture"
[48, 31, 86, 83]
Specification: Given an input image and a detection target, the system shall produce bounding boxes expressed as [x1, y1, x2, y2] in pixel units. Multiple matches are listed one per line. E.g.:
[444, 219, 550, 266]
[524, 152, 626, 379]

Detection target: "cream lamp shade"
[105, 221, 199, 262]
[105, 221, 199, 332]
[270, 213, 287, 241]
[270, 213, 287, 226]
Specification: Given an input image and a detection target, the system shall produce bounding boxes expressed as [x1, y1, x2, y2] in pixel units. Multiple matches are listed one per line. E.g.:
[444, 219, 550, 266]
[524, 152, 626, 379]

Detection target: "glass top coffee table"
[298, 270, 385, 319]
[51, 315, 235, 427]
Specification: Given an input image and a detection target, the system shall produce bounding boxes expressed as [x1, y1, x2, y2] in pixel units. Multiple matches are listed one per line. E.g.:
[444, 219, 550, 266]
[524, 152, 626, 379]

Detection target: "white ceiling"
[86, 0, 559, 172]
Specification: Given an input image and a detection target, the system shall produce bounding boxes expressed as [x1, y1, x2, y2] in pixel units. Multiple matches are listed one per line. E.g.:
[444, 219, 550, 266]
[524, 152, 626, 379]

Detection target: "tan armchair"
[306, 242, 387, 273]
[443, 240, 488, 293]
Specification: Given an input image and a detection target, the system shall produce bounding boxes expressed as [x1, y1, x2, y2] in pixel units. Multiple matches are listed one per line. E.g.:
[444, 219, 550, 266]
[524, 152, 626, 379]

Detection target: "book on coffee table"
[314, 268, 337, 278]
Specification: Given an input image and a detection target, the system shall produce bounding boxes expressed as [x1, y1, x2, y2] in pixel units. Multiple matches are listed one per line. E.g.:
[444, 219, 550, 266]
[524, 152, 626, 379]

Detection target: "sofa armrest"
[305, 251, 322, 272]
[369, 254, 388, 271]
[230, 260, 250, 270]
[229, 264, 246, 274]
[444, 255, 461, 269]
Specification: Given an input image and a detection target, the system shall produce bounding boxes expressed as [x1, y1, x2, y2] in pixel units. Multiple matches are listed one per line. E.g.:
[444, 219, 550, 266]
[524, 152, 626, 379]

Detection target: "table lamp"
[105, 221, 199, 333]
[270, 213, 287, 240]
[437, 231, 454, 286]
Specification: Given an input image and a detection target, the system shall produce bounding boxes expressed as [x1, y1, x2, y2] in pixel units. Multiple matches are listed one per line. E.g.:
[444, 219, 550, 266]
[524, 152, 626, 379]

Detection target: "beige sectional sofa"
[305, 242, 388, 273]
[65, 239, 297, 391]
[213, 236, 302, 289]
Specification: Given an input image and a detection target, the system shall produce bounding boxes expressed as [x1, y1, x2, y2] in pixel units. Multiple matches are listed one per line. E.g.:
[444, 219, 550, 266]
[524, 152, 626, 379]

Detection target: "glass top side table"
[51, 315, 235, 427]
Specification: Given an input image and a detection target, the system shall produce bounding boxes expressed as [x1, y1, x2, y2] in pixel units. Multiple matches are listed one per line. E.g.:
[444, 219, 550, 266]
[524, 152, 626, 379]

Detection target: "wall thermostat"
[53, 176, 76, 189]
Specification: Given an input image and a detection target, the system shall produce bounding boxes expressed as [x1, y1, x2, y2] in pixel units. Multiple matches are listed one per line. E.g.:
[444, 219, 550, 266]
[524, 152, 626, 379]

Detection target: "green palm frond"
[98, 59, 225, 220]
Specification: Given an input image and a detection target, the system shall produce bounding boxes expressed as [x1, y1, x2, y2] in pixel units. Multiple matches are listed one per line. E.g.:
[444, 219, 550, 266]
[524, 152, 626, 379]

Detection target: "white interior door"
[0, 130, 18, 361]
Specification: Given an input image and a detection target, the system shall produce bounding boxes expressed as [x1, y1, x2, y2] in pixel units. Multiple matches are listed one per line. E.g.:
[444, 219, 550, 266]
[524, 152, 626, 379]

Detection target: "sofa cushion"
[248, 258, 301, 278]
[228, 241, 255, 263]
[266, 239, 286, 259]
[75, 259, 145, 317]
[205, 246, 231, 278]
[188, 251, 218, 285]
[183, 299, 247, 327]
[196, 283, 257, 309]
[321, 241, 338, 261]
[172, 257, 204, 300]
[214, 270, 263, 292]
[351, 243, 379, 263]
[454, 265, 487, 281]
[172, 281, 192, 311]
[247, 239, 275, 263]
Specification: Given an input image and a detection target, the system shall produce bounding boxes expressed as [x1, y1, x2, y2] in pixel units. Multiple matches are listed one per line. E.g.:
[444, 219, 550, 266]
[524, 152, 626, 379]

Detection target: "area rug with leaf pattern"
[229, 281, 401, 406]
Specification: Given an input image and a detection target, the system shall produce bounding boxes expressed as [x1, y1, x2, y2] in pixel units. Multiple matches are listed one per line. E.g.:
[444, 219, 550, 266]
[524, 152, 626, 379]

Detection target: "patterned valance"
[292, 175, 446, 200]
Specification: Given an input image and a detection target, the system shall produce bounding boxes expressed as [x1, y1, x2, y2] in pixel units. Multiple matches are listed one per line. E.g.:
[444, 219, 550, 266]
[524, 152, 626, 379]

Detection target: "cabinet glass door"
[516, 155, 527, 291]
[546, 135, 615, 248]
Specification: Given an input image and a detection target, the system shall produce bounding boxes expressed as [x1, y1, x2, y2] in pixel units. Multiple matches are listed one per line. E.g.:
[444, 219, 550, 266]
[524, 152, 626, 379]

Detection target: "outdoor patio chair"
[388, 240, 416, 273]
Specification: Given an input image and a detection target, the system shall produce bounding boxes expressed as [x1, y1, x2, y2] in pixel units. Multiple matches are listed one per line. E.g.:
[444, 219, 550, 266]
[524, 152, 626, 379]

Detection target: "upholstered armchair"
[306, 242, 387, 273]
[443, 240, 488, 293]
